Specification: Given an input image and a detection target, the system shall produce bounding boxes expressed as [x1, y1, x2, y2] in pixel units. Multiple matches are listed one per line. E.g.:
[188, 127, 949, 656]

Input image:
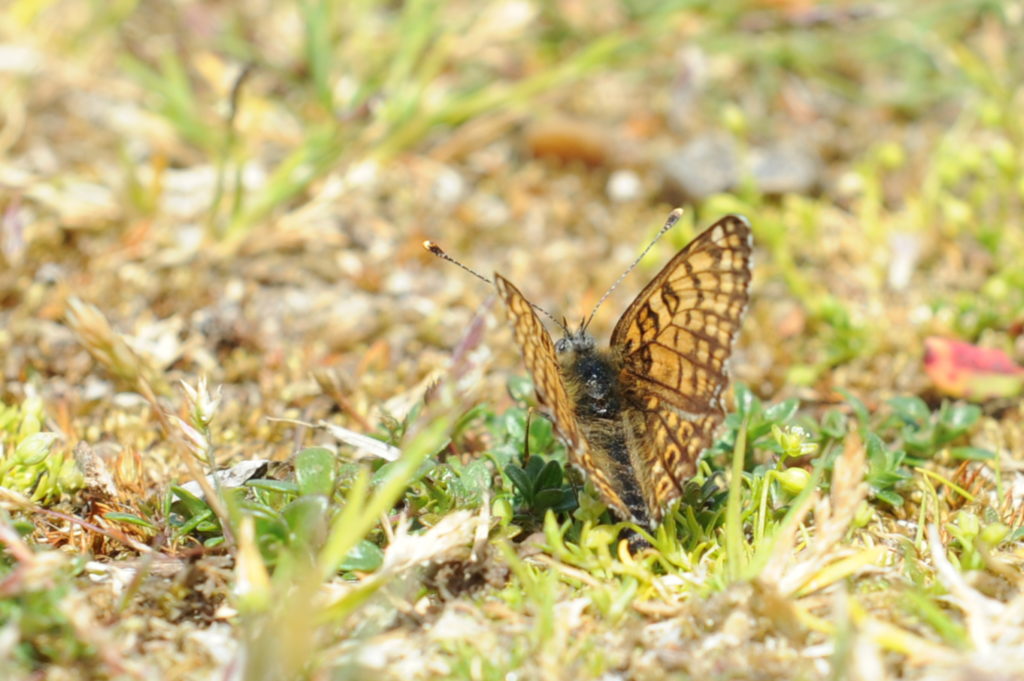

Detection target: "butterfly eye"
[554, 338, 569, 354]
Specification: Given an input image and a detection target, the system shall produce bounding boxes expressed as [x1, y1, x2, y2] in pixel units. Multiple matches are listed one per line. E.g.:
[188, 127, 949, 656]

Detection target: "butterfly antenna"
[581, 208, 684, 331]
[529, 300, 567, 334]
[423, 240, 568, 333]
[423, 240, 493, 287]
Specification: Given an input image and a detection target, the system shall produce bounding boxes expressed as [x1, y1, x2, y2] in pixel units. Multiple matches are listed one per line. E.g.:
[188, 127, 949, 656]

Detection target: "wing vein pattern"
[611, 215, 753, 518]
[494, 273, 633, 515]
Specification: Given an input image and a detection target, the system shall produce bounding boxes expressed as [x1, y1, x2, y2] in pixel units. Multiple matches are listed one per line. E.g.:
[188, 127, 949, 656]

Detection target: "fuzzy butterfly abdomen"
[558, 342, 653, 527]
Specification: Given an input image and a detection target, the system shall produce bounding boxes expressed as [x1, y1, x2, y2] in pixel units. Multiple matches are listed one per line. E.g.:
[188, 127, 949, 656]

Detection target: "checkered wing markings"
[494, 274, 630, 515]
[610, 215, 753, 512]
[631, 396, 725, 520]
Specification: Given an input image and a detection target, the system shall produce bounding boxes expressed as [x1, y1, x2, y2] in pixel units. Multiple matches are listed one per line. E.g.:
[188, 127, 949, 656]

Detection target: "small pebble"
[606, 169, 642, 203]
[432, 165, 466, 206]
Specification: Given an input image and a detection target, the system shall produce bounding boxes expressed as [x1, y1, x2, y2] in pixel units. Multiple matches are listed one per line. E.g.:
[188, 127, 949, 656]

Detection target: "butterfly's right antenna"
[581, 208, 683, 332]
[423, 240, 568, 334]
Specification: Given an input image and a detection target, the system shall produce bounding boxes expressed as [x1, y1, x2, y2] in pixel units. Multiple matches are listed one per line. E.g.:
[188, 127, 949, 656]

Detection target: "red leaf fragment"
[923, 336, 1024, 400]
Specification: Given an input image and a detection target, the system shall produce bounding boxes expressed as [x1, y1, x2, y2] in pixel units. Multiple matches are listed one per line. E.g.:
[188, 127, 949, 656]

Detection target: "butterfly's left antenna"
[423, 240, 493, 287]
[581, 208, 684, 331]
[423, 240, 568, 333]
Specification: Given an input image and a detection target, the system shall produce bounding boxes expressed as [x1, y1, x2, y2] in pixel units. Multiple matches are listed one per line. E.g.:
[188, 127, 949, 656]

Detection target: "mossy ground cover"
[1, 2, 1022, 679]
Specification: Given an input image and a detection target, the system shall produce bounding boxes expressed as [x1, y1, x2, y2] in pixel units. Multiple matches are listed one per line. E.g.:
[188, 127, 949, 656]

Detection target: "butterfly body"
[555, 336, 653, 526]
[493, 214, 753, 530]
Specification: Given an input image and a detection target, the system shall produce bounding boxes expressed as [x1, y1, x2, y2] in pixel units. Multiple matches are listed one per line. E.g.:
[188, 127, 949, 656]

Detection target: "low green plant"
[0, 517, 93, 673]
[882, 397, 984, 463]
[862, 432, 913, 507]
[0, 397, 80, 504]
[504, 455, 577, 529]
[164, 445, 388, 572]
[945, 510, 1011, 572]
[816, 392, 986, 508]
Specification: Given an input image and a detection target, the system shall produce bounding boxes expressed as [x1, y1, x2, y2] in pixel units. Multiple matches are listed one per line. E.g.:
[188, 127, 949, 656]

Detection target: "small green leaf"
[13, 432, 59, 465]
[373, 457, 433, 486]
[837, 389, 869, 425]
[764, 398, 799, 424]
[282, 494, 330, 546]
[874, 489, 904, 507]
[253, 514, 289, 545]
[776, 467, 810, 495]
[949, 446, 995, 461]
[243, 500, 283, 522]
[549, 490, 577, 513]
[453, 458, 492, 500]
[820, 409, 847, 438]
[534, 488, 572, 512]
[172, 509, 213, 537]
[534, 459, 564, 492]
[507, 376, 535, 403]
[527, 416, 555, 452]
[941, 403, 981, 433]
[171, 484, 212, 518]
[902, 428, 935, 456]
[865, 432, 886, 460]
[980, 522, 1009, 547]
[505, 465, 533, 499]
[453, 404, 488, 438]
[246, 479, 300, 495]
[504, 409, 527, 442]
[103, 512, 157, 530]
[889, 396, 930, 425]
[732, 382, 756, 418]
[339, 539, 384, 572]
[296, 447, 336, 497]
[524, 455, 545, 478]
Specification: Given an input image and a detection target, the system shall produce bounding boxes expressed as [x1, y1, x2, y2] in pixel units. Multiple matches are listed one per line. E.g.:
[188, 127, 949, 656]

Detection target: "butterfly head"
[554, 329, 596, 357]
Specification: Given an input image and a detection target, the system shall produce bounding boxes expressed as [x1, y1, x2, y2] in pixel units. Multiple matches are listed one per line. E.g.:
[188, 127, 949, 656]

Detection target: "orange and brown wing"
[610, 215, 753, 517]
[494, 273, 633, 517]
[494, 274, 584, 451]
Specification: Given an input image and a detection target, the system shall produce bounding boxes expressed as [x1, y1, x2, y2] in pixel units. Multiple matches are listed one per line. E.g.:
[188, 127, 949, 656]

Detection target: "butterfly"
[425, 210, 752, 530]
[493, 211, 752, 529]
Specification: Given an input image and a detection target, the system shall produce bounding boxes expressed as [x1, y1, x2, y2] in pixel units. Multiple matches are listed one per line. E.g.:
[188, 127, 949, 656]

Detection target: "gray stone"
[661, 136, 821, 203]
[748, 144, 821, 196]
[660, 135, 739, 203]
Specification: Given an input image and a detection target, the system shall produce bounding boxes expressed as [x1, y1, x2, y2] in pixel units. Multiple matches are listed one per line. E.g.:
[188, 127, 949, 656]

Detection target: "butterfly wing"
[494, 273, 634, 516]
[610, 215, 753, 519]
